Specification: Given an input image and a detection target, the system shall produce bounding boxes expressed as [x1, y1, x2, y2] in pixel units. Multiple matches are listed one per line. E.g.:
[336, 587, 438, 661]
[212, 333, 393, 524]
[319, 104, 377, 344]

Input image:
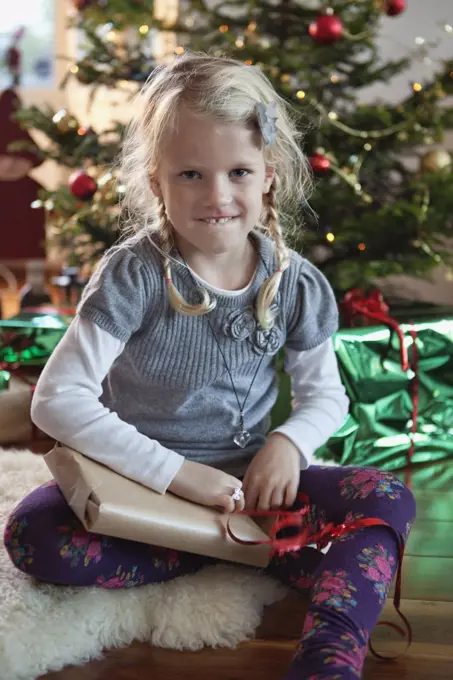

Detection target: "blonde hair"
[119, 51, 313, 329]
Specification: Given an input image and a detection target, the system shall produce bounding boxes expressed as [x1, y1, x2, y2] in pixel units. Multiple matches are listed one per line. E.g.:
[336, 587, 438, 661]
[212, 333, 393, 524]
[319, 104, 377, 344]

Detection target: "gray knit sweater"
[77, 229, 338, 476]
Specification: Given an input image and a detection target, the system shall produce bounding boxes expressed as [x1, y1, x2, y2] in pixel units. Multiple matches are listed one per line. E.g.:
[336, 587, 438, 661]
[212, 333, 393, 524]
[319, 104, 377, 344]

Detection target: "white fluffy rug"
[0, 449, 289, 680]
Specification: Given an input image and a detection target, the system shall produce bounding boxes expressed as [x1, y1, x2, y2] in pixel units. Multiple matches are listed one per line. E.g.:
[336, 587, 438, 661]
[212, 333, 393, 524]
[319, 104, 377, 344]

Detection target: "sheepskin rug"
[0, 448, 289, 680]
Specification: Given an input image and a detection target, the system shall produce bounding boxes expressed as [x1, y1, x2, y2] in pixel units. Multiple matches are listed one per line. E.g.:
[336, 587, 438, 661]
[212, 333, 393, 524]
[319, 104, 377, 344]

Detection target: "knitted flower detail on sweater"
[224, 306, 256, 341]
[223, 305, 282, 355]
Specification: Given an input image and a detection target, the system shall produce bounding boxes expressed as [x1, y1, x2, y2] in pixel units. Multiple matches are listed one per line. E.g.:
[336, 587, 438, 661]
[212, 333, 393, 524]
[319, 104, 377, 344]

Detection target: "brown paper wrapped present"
[0, 375, 46, 444]
[44, 444, 273, 568]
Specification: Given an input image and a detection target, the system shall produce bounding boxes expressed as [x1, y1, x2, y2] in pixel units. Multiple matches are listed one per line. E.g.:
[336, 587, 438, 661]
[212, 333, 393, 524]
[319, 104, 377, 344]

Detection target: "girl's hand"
[242, 433, 300, 511]
[167, 459, 245, 514]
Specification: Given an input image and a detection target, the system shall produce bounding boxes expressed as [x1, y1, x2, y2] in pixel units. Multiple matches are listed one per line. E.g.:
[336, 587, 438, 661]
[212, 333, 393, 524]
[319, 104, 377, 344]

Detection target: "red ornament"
[309, 13, 344, 45]
[309, 152, 331, 174]
[68, 170, 98, 201]
[73, 0, 94, 10]
[382, 0, 406, 16]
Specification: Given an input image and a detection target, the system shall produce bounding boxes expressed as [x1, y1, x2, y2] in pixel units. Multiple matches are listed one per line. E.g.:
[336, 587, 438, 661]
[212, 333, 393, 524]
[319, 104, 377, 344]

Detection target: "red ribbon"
[341, 289, 421, 465]
[341, 288, 409, 371]
[341, 288, 390, 320]
[407, 326, 419, 465]
[0, 330, 36, 357]
[227, 495, 411, 660]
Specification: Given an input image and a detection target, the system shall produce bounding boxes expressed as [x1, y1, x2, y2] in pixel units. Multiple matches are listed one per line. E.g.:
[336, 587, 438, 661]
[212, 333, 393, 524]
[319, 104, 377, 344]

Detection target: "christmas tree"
[12, 0, 453, 293]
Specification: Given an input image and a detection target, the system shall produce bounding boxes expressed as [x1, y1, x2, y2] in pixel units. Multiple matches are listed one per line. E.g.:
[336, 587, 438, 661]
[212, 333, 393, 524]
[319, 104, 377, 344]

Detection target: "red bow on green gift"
[340, 288, 409, 371]
[340, 287, 389, 323]
[340, 287, 420, 464]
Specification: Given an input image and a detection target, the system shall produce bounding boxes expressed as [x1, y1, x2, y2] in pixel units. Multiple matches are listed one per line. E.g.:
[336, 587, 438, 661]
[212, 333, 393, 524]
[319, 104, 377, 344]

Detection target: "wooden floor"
[12, 442, 448, 679]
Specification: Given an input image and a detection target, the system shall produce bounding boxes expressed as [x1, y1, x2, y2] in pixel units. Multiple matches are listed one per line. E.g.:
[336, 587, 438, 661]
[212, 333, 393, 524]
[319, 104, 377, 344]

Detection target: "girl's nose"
[203, 176, 233, 208]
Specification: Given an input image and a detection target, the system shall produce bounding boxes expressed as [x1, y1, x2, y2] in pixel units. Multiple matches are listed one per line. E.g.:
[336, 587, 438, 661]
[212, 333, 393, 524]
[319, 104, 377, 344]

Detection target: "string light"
[326, 232, 335, 243]
[175, 46, 185, 55]
[247, 21, 257, 32]
[358, 243, 366, 251]
[244, 59, 253, 66]
[413, 82, 423, 92]
[313, 100, 409, 139]
[77, 127, 87, 136]
[235, 38, 245, 48]
[106, 30, 118, 42]
[296, 90, 306, 99]
[281, 73, 290, 83]
[70, 65, 79, 74]
[364, 143, 372, 151]
[219, 25, 229, 33]
[330, 74, 339, 84]
[139, 25, 150, 35]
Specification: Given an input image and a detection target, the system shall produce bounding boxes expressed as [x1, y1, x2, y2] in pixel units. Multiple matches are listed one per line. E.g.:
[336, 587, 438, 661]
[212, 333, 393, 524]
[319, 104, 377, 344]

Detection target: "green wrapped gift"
[0, 307, 74, 368]
[317, 319, 453, 470]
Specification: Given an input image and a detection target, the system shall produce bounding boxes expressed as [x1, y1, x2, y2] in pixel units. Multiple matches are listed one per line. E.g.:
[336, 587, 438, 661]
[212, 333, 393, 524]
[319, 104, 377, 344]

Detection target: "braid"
[256, 175, 290, 330]
[157, 200, 174, 281]
[157, 200, 216, 316]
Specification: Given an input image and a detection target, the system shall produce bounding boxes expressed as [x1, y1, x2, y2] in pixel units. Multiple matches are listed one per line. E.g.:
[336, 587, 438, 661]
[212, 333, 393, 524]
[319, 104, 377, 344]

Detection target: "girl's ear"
[149, 175, 162, 198]
[263, 166, 275, 194]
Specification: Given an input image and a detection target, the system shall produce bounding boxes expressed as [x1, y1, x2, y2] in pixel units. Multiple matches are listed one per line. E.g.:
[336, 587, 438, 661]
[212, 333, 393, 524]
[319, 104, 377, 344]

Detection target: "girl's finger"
[256, 484, 273, 511]
[244, 483, 259, 511]
[284, 481, 298, 509]
[234, 491, 246, 512]
[270, 487, 284, 510]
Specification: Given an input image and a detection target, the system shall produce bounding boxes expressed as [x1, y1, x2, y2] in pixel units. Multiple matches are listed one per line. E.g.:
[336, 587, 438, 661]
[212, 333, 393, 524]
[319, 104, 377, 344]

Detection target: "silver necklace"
[178, 247, 275, 449]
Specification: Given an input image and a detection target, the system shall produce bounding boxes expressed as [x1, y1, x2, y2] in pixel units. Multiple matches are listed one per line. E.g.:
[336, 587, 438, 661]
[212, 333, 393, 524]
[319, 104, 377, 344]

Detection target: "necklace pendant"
[233, 429, 251, 448]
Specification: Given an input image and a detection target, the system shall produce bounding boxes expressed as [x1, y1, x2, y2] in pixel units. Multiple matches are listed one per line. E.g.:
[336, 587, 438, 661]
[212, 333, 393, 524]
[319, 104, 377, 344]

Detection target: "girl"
[4, 53, 415, 679]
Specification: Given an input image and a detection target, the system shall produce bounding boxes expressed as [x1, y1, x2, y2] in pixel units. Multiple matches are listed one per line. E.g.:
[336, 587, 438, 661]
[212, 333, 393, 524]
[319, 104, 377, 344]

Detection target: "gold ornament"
[97, 172, 117, 202]
[420, 149, 452, 173]
[53, 109, 79, 134]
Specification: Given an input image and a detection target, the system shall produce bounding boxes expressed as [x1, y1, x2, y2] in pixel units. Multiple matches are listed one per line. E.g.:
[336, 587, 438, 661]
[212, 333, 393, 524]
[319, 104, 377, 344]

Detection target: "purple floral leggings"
[4, 465, 416, 679]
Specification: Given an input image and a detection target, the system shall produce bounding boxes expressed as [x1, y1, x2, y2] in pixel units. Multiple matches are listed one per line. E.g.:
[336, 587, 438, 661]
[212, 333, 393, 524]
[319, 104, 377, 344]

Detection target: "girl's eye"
[180, 169, 250, 180]
[231, 169, 249, 178]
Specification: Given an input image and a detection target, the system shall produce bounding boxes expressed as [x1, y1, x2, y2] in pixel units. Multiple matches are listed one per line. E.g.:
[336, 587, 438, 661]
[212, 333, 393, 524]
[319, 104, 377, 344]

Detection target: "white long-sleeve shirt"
[31, 315, 349, 494]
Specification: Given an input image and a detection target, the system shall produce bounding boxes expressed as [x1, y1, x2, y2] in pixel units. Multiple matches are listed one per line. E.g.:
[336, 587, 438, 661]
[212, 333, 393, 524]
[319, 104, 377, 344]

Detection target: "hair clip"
[255, 101, 278, 146]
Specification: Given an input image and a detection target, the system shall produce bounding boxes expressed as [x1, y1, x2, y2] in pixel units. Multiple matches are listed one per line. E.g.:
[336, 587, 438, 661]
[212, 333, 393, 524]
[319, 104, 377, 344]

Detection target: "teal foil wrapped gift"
[0, 307, 74, 368]
[317, 318, 453, 470]
[0, 307, 74, 444]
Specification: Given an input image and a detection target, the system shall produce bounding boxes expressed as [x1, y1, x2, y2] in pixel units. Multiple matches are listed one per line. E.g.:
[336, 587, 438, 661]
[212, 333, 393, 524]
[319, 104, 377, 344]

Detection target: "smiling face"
[150, 107, 274, 261]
